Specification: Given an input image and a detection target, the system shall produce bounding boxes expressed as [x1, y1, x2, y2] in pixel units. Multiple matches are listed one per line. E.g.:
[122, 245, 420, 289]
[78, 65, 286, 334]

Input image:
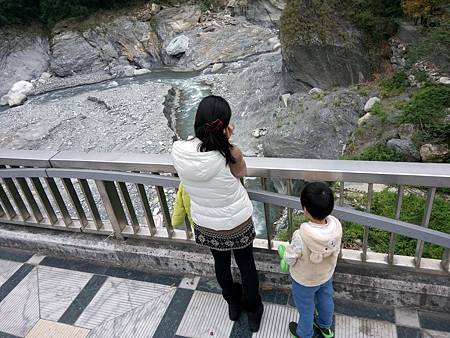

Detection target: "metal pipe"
[117, 182, 139, 234]
[78, 179, 103, 230]
[62, 178, 88, 228]
[136, 183, 156, 236]
[361, 183, 374, 262]
[388, 185, 404, 264]
[415, 187, 436, 268]
[30, 177, 58, 225]
[261, 177, 272, 249]
[0, 182, 17, 220]
[45, 177, 72, 226]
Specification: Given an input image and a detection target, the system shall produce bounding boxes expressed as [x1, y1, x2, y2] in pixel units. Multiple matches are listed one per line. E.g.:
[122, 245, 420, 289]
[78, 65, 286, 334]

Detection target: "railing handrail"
[1, 166, 449, 249]
[1, 149, 450, 187]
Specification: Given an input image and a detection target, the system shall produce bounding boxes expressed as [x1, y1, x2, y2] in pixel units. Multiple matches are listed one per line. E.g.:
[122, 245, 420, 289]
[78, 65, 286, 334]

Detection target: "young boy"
[283, 182, 342, 338]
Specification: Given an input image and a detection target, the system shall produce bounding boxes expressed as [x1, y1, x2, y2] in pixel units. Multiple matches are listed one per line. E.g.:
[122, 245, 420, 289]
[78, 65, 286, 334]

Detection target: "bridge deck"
[0, 247, 448, 338]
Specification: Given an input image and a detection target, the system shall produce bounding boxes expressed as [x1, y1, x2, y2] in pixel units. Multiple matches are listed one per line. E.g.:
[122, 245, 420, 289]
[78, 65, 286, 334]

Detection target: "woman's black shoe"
[289, 322, 300, 337]
[247, 303, 264, 332]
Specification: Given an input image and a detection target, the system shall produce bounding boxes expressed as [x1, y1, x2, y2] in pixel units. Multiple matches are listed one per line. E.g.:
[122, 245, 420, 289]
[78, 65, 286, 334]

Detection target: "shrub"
[380, 71, 410, 97]
[0, 0, 40, 26]
[400, 84, 450, 143]
[350, 144, 404, 161]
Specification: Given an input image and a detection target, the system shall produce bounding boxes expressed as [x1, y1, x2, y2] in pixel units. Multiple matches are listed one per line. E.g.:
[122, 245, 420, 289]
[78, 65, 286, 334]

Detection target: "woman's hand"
[224, 123, 235, 139]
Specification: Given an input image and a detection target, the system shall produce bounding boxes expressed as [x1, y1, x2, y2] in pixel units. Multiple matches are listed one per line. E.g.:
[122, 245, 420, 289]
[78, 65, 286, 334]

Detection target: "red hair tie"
[205, 119, 224, 132]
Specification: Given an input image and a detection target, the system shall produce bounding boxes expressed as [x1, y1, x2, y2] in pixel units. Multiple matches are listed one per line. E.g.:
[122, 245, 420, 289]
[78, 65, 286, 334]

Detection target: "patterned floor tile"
[88, 288, 176, 338]
[395, 307, 420, 328]
[179, 276, 200, 290]
[253, 303, 298, 338]
[0, 259, 22, 286]
[422, 330, 450, 338]
[75, 277, 174, 329]
[26, 320, 89, 338]
[335, 314, 397, 338]
[37, 266, 92, 321]
[0, 268, 39, 337]
[176, 291, 234, 338]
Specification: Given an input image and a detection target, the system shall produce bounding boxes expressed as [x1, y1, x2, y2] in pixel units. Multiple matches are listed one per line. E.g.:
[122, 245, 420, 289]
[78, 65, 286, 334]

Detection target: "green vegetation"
[408, 22, 450, 74]
[343, 188, 450, 259]
[380, 71, 410, 97]
[400, 84, 450, 144]
[0, 0, 148, 26]
[349, 144, 405, 161]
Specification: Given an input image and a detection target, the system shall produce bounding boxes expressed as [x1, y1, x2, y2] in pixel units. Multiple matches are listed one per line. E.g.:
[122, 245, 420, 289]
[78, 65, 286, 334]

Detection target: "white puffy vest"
[171, 138, 253, 231]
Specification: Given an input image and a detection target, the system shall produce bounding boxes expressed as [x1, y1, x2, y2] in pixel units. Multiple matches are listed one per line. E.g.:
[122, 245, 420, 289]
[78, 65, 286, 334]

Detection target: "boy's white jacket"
[171, 138, 253, 230]
[285, 215, 342, 287]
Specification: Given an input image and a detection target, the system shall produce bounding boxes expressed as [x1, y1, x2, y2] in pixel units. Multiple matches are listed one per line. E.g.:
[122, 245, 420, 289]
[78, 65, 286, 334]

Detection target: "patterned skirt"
[193, 218, 255, 251]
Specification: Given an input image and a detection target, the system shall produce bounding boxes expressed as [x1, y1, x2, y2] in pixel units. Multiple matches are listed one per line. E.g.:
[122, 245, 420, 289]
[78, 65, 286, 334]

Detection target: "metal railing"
[0, 149, 449, 272]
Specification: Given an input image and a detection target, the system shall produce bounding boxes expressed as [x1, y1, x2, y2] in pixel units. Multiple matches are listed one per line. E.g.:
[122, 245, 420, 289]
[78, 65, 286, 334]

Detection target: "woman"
[171, 95, 264, 332]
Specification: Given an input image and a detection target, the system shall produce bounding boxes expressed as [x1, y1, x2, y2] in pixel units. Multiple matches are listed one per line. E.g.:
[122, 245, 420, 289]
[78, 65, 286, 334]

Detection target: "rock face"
[0, 28, 49, 97]
[280, 0, 372, 90]
[50, 16, 161, 77]
[264, 89, 364, 158]
[246, 0, 286, 26]
[387, 139, 420, 161]
[420, 144, 450, 162]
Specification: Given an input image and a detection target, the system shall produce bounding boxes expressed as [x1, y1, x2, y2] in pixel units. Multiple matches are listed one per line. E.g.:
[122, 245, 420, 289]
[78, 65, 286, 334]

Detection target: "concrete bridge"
[0, 150, 449, 338]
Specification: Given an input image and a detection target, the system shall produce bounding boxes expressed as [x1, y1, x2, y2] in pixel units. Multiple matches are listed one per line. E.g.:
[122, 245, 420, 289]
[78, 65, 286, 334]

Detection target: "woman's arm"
[229, 145, 247, 178]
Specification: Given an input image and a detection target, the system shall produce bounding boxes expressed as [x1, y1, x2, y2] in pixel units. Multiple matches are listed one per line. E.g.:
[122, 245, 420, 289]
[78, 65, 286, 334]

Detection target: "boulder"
[308, 87, 323, 96]
[40, 72, 52, 80]
[9, 80, 33, 96]
[0, 95, 9, 106]
[155, 5, 201, 42]
[252, 128, 268, 138]
[364, 97, 381, 112]
[134, 68, 151, 76]
[280, 0, 372, 90]
[398, 123, 415, 140]
[211, 63, 224, 72]
[386, 139, 420, 161]
[420, 144, 450, 163]
[8, 93, 27, 107]
[358, 113, 371, 126]
[0, 28, 49, 97]
[166, 35, 190, 56]
[439, 77, 450, 85]
[245, 0, 286, 26]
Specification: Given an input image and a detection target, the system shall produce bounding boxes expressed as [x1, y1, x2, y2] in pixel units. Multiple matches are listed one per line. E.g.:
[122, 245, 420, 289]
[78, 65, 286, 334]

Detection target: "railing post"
[0, 165, 30, 221]
[441, 248, 450, 272]
[261, 177, 272, 250]
[287, 179, 294, 241]
[117, 182, 139, 234]
[30, 177, 58, 225]
[78, 179, 103, 230]
[0, 182, 17, 220]
[62, 178, 88, 228]
[388, 185, 404, 265]
[45, 178, 73, 227]
[136, 183, 156, 236]
[95, 180, 128, 239]
[361, 183, 373, 262]
[415, 187, 436, 268]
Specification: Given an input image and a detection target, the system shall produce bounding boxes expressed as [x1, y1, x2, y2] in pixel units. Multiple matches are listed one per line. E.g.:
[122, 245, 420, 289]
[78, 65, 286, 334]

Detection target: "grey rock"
[166, 35, 190, 56]
[439, 77, 450, 85]
[246, 0, 286, 26]
[398, 123, 415, 140]
[420, 144, 450, 163]
[358, 112, 371, 126]
[281, 0, 373, 90]
[40, 72, 52, 80]
[8, 80, 33, 96]
[8, 92, 27, 107]
[155, 5, 201, 42]
[281, 93, 290, 107]
[364, 97, 380, 112]
[134, 68, 151, 76]
[252, 128, 268, 138]
[264, 88, 364, 159]
[0, 95, 9, 106]
[387, 139, 420, 161]
[396, 21, 420, 43]
[211, 63, 224, 72]
[0, 28, 49, 97]
[308, 87, 323, 96]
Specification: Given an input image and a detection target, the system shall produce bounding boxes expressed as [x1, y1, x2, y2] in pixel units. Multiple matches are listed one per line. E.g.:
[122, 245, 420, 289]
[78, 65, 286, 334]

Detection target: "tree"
[401, 0, 445, 25]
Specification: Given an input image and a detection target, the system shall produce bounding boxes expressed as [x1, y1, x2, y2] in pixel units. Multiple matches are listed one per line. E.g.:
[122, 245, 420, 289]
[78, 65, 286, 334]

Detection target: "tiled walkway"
[0, 247, 449, 338]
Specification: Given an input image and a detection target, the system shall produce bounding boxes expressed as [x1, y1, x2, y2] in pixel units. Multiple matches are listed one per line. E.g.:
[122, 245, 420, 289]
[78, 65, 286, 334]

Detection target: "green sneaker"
[288, 322, 300, 338]
[313, 318, 334, 338]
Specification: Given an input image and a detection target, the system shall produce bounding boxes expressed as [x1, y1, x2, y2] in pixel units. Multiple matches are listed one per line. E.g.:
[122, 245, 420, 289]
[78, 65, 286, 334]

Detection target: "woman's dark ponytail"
[194, 96, 235, 165]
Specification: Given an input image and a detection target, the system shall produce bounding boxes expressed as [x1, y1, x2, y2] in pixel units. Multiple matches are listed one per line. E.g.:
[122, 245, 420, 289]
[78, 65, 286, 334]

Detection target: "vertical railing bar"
[30, 177, 58, 225]
[261, 177, 272, 250]
[0, 182, 17, 220]
[95, 180, 128, 239]
[117, 182, 139, 234]
[388, 185, 404, 265]
[62, 178, 89, 228]
[156, 185, 174, 238]
[14, 176, 44, 223]
[415, 187, 436, 268]
[338, 181, 345, 259]
[0, 201, 4, 218]
[78, 179, 103, 230]
[0, 165, 30, 220]
[45, 178, 73, 226]
[184, 215, 193, 239]
[441, 248, 449, 272]
[136, 183, 156, 236]
[286, 179, 294, 241]
[361, 183, 373, 262]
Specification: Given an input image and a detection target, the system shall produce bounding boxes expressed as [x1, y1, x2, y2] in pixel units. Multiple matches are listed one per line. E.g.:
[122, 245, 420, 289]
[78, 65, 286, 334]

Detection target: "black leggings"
[211, 244, 262, 311]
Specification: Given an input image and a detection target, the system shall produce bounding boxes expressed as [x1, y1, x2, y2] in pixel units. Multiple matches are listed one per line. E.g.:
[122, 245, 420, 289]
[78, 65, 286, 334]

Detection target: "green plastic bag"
[277, 244, 289, 273]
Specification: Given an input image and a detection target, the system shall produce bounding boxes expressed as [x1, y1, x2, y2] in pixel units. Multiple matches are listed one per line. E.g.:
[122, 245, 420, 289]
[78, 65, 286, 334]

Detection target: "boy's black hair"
[300, 182, 334, 220]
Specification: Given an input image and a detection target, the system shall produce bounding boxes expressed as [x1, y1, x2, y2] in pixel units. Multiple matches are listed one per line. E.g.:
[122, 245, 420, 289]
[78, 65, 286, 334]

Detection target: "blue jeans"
[291, 277, 334, 338]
